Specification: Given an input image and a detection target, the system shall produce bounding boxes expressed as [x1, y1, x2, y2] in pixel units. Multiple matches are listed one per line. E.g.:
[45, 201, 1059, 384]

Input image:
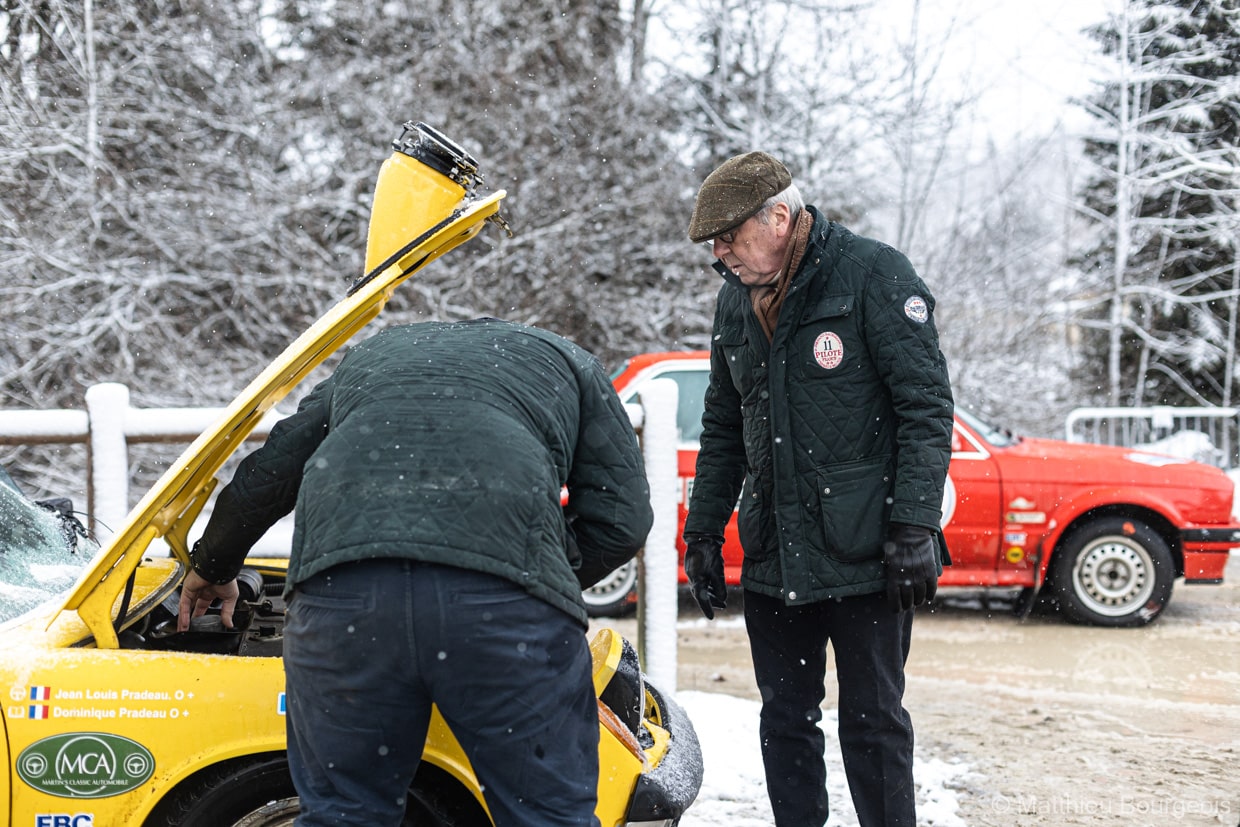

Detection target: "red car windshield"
[957, 408, 1020, 448]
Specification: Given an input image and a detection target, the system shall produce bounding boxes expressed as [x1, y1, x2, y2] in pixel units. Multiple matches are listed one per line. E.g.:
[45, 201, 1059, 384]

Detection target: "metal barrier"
[1065, 405, 1240, 468]
[0, 383, 287, 539]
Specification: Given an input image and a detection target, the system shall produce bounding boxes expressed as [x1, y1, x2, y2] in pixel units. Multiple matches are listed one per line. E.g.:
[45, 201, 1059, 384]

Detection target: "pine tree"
[1073, 0, 1240, 408]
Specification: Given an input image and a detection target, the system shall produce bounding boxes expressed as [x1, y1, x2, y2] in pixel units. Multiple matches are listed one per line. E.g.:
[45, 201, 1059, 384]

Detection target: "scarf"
[751, 208, 814, 342]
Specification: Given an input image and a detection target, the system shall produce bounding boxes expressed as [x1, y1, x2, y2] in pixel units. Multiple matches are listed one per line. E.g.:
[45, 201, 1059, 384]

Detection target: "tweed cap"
[688, 151, 792, 243]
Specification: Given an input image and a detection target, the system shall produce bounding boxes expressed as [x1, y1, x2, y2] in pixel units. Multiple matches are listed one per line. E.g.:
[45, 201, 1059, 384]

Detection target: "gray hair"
[754, 184, 805, 224]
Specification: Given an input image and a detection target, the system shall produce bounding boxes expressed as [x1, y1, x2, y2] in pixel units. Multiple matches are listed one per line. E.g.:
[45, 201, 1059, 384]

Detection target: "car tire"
[583, 559, 638, 617]
[407, 762, 491, 826]
[1051, 516, 1175, 627]
[145, 755, 300, 827]
[147, 756, 486, 827]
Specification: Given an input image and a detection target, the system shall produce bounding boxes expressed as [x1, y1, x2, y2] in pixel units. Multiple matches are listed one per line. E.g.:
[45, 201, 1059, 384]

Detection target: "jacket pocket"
[803, 294, 855, 324]
[714, 322, 746, 346]
[714, 322, 757, 393]
[737, 474, 776, 563]
[816, 455, 892, 562]
[795, 295, 865, 380]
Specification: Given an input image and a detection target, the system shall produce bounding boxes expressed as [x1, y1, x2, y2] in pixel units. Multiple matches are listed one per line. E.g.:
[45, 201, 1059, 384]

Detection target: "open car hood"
[53, 123, 509, 649]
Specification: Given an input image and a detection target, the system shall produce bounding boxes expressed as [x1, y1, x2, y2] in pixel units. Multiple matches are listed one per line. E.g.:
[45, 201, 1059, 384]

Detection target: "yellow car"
[0, 123, 702, 827]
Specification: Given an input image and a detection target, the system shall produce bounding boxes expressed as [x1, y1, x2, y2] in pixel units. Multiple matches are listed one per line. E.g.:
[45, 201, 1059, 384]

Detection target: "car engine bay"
[118, 566, 288, 658]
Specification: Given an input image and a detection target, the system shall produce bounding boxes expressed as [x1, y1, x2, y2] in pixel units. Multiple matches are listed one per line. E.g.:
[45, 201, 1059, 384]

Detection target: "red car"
[583, 351, 1240, 627]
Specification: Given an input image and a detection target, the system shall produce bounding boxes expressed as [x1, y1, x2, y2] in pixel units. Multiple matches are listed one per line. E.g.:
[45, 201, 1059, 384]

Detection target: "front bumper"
[1179, 527, 1240, 581]
[624, 688, 704, 825]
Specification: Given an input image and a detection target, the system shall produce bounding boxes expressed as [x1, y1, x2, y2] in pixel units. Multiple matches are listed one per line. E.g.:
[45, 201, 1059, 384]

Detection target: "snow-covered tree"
[1072, 0, 1240, 408]
[7, 0, 1192, 488]
[933, 134, 1085, 437]
[658, 0, 880, 221]
[0, 0, 343, 410]
[242, 0, 709, 361]
[0, 0, 705, 419]
[862, 0, 980, 257]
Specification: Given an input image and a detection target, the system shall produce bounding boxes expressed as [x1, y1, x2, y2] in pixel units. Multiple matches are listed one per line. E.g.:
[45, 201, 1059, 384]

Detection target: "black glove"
[684, 533, 727, 619]
[882, 523, 939, 612]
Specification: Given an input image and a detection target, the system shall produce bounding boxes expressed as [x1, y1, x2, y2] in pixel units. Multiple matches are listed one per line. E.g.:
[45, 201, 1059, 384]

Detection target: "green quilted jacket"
[684, 208, 953, 604]
[195, 319, 652, 625]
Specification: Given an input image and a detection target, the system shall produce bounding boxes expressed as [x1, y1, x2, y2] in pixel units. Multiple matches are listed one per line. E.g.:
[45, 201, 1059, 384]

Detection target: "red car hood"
[997, 436, 1234, 492]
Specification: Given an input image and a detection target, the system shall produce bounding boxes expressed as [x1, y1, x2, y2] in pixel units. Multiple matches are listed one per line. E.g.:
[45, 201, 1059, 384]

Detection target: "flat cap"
[688, 151, 792, 243]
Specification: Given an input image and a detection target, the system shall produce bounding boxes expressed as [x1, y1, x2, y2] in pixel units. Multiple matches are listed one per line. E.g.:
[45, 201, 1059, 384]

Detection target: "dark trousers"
[744, 589, 916, 827]
[284, 559, 601, 827]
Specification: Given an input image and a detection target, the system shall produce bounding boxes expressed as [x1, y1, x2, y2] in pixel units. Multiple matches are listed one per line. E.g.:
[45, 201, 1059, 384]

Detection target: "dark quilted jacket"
[195, 319, 652, 625]
[684, 208, 953, 604]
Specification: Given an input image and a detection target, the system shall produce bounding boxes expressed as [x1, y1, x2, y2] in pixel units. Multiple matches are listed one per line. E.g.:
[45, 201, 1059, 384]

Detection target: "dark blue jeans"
[284, 559, 601, 827]
[744, 589, 916, 827]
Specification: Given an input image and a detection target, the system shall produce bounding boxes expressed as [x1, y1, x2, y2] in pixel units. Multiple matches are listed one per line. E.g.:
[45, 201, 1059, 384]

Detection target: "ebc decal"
[18, 733, 154, 798]
[36, 816, 95, 827]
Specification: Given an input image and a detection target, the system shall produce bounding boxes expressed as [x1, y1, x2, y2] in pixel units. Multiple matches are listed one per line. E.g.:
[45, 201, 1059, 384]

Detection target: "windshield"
[615, 364, 711, 446]
[0, 480, 94, 624]
[956, 408, 1020, 448]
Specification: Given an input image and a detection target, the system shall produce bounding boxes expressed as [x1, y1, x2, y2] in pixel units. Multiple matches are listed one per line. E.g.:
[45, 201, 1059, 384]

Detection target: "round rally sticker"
[813, 331, 844, 370]
[904, 296, 928, 323]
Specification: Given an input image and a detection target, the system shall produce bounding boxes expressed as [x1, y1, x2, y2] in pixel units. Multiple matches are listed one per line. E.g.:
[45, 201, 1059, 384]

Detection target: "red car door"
[940, 415, 1005, 586]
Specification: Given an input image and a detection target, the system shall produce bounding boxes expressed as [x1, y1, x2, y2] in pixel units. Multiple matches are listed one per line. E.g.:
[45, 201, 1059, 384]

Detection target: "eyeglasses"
[704, 214, 756, 250]
[702, 229, 736, 253]
[715, 214, 757, 245]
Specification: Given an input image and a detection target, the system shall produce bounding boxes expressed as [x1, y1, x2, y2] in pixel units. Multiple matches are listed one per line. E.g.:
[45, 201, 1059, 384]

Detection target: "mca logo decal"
[18, 733, 154, 799]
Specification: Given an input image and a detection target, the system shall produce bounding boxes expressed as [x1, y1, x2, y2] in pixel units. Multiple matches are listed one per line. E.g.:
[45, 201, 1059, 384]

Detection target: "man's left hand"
[882, 523, 939, 612]
[177, 570, 239, 632]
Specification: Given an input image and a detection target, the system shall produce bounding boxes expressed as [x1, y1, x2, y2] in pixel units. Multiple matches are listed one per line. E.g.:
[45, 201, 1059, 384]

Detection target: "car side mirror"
[36, 496, 75, 517]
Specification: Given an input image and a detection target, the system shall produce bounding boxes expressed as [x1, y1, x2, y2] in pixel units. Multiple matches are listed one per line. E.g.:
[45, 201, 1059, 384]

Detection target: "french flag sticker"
[29, 705, 48, 719]
[29, 686, 50, 701]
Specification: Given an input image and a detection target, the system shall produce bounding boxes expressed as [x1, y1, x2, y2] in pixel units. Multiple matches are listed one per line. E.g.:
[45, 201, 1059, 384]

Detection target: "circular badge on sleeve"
[813, 331, 844, 370]
[904, 296, 928, 323]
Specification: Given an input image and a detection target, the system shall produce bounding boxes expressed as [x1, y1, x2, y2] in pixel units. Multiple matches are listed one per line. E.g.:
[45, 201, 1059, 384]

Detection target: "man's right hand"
[684, 533, 727, 619]
[177, 570, 240, 632]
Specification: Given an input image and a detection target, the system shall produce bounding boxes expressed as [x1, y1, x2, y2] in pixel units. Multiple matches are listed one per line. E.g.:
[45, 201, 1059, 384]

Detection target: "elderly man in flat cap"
[681, 152, 954, 827]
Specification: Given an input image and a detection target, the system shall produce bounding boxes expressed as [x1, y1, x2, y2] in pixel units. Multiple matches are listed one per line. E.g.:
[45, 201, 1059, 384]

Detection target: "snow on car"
[582, 351, 1240, 628]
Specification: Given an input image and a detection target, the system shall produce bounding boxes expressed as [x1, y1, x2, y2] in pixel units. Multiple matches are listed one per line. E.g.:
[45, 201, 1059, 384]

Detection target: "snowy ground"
[593, 553, 1240, 827]
[677, 690, 970, 827]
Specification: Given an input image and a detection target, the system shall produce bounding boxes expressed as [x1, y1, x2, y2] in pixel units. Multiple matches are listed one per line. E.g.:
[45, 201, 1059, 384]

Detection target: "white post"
[85, 382, 131, 541]
[637, 378, 679, 693]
